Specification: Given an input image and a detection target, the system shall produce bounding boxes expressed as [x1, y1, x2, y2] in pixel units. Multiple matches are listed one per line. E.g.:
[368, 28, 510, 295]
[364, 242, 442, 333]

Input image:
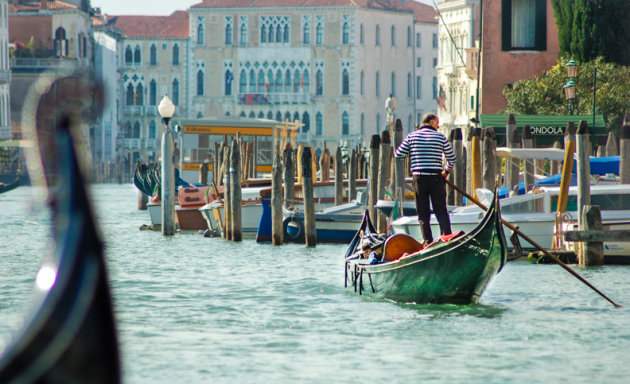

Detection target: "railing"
[145, 139, 157, 149]
[123, 138, 141, 149]
[145, 106, 157, 116]
[0, 70, 10, 83]
[11, 58, 79, 71]
[238, 92, 309, 105]
[124, 106, 145, 116]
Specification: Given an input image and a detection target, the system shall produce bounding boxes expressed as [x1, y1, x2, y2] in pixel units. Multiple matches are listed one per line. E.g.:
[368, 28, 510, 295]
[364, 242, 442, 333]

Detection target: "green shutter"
[535, 0, 547, 50]
[501, 0, 512, 51]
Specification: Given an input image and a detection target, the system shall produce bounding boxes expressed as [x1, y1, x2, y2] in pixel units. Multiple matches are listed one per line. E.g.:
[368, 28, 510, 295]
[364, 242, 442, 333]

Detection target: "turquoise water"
[1, 184, 629, 383]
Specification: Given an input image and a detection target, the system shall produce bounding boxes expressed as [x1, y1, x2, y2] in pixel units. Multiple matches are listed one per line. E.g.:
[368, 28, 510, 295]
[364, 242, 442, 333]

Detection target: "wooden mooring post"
[377, 130, 391, 233]
[229, 137, 242, 242]
[481, 128, 497, 190]
[271, 140, 283, 245]
[334, 146, 344, 206]
[522, 125, 534, 192]
[302, 147, 316, 246]
[161, 127, 175, 236]
[368, 134, 380, 221]
[576, 121, 591, 229]
[392, 119, 405, 205]
[283, 144, 294, 208]
[347, 148, 357, 202]
[447, 127, 463, 206]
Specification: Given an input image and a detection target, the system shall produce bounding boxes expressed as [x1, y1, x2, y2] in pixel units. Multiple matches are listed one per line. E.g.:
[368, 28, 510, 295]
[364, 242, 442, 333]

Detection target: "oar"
[445, 178, 621, 308]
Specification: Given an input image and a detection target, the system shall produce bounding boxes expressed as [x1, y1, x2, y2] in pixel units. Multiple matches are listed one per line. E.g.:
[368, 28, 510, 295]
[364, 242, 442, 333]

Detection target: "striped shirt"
[394, 126, 456, 174]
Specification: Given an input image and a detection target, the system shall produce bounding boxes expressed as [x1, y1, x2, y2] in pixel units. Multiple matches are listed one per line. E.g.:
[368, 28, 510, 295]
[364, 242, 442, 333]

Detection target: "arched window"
[54, 27, 67, 57]
[172, 79, 180, 105]
[258, 111, 265, 118]
[239, 70, 247, 93]
[283, 25, 289, 42]
[275, 70, 282, 93]
[149, 121, 157, 139]
[407, 26, 412, 47]
[149, 80, 157, 105]
[276, 25, 282, 43]
[284, 111, 291, 121]
[302, 112, 310, 132]
[135, 84, 143, 106]
[361, 113, 365, 136]
[360, 24, 364, 44]
[360, 71, 364, 95]
[224, 71, 234, 96]
[316, 70, 323, 96]
[342, 69, 349, 95]
[316, 112, 323, 136]
[375, 25, 381, 45]
[303, 22, 311, 44]
[284, 70, 291, 93]
[302, 70, 310, 93]
[266, 70, 273, 92]
[342, 111, 349, 136]
[342, 22, 350, 44]
[391, 25, 396, 46]
[124, 46, 132, 65]
[197, 70, 204, 96]
[391, 72, 396, 97]
[172, 44, 179, 65]
[267, 111, 273, 120]
[257, 70, 265, 92]
[240, 23, 248, 45]
[249, 111, 256, 118]
[316, 23, 323, 45]
[133, 121, 141, 138]
[197, 23, 204, 45]
[261, 25, 267, 43]
[126, 84, 134, 106]
[240, 111, 246, 117]
[225, 24, 233, 45]
[375, 71, 380, 97]
[249, 69, 256, 93]
[293, 112, 300, 123]
[150, 44, 157, 65]
[125, 122, 132, 138]
[134, 45, 141, 64]
[293, 70, 300, 93]
[407, 72, 412, 98]
[275, 111, 282, 121]
[268, 25, 274, 43]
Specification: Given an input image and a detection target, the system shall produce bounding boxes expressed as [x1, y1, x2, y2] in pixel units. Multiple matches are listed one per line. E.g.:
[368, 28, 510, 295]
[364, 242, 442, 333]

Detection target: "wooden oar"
[445, 178, 621, 308]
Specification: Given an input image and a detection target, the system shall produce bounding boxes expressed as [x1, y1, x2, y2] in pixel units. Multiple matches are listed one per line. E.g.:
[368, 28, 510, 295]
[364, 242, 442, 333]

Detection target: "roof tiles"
[107, 11, 190, 39]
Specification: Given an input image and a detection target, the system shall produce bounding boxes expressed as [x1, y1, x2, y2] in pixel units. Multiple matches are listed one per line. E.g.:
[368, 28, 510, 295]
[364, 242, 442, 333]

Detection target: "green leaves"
[503, 57, 630, 130]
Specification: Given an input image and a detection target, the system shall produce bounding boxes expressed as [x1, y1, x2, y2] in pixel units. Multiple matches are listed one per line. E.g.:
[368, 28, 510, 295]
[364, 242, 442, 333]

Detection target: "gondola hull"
[345, 190, 507, 305]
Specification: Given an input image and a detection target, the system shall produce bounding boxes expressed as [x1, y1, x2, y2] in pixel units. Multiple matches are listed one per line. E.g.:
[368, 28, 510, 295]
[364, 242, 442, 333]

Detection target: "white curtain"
[511, 0, 536, 48]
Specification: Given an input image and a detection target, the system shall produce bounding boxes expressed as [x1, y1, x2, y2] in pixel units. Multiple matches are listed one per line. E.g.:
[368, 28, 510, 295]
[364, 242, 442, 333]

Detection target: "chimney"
[41, 0, 47, 11]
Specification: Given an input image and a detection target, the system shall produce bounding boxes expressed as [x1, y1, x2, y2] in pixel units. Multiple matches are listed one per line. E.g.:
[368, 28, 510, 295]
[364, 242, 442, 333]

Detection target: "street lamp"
[564, 80, 577, 116]
[564, 59, 578, 116]
[158, 95, 176, 235]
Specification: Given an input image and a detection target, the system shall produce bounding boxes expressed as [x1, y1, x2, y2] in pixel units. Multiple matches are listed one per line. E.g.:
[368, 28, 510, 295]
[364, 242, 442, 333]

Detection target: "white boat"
[391, 184, 630, 262]
[198, 186, 267, 238]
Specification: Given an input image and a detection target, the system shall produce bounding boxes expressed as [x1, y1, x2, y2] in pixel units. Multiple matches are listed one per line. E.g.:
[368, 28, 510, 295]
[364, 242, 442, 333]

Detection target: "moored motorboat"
[392, 184, 630, 263]
[345, 189, 507, 304]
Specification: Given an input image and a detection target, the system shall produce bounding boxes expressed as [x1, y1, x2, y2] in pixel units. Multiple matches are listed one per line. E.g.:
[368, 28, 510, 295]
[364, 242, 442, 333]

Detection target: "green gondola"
[345, 188, 507, 305]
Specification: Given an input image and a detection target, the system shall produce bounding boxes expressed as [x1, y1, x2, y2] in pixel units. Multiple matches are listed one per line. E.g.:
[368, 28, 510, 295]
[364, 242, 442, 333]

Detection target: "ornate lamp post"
[158, 95, 176, 236]
[564, 59, 578, 116]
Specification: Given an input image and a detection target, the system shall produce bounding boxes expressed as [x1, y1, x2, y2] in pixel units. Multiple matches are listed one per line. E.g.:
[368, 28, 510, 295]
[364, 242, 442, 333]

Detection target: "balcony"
[10, 58, 79, 73]
[0, 70, 11, 84]
[465, 47, 479, 79]
[145, 106, 157, 116]
[145, 138, 158, 149]
[123, 138, 141, 149]
[124, 106, 145, 116]
[238, 92, 310, 105]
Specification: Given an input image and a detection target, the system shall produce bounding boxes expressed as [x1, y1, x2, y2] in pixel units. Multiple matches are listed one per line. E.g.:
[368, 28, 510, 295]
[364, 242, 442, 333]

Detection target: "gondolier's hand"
[441, 170, 449, 179]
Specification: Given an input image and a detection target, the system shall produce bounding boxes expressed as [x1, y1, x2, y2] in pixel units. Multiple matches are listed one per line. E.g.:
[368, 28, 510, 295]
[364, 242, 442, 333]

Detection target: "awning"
[479, 114, 606, 130]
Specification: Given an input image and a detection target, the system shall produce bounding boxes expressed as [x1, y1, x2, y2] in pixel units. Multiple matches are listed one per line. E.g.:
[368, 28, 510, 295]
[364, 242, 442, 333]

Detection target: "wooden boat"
[345, 188, 507, 305]
[0, 74, 120, 382]
[0, 178, 20, 194]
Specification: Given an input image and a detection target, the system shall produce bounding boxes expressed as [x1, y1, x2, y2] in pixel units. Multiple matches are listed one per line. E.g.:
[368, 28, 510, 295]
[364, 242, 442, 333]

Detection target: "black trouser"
[412, 174, 452, 243]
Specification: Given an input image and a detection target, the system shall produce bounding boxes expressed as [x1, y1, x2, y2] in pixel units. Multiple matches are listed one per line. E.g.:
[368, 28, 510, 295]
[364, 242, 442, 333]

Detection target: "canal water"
[1, 184, 629, 383]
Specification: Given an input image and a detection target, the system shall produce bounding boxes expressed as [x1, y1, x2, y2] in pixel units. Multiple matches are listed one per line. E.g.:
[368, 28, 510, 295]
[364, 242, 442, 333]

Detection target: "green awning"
[479, 114, 606, 130]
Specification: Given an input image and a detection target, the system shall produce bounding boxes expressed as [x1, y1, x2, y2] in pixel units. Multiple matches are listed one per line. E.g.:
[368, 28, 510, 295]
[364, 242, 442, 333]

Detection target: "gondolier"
[394, 113, 456, 245]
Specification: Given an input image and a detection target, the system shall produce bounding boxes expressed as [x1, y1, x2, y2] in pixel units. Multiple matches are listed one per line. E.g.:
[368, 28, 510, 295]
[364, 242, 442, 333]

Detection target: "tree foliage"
[551, 0, 630, 65]
[502, 57, 630, 131]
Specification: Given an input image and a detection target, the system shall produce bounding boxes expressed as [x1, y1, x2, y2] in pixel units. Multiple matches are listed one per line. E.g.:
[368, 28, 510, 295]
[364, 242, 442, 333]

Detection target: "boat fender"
[283, 217, 305, 243]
